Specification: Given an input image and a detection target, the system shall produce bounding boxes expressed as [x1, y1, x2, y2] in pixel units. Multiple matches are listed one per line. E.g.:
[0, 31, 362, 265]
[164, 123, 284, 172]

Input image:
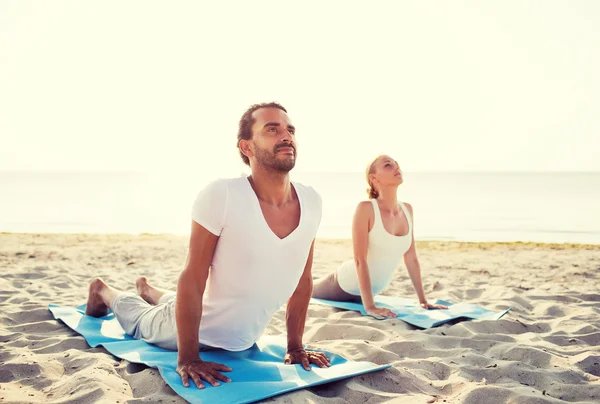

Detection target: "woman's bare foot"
[85, 278, 109, 317]
[136, 276, 167, 305]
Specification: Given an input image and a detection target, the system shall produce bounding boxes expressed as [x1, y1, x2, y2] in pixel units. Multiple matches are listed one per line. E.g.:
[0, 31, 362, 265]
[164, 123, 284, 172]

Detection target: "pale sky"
[1, 1, 599, 175]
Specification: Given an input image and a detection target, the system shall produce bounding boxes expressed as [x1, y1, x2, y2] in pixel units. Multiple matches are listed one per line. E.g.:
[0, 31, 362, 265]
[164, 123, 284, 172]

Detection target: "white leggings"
[111, 292, 214, 352]
[111, 292, 179, 350]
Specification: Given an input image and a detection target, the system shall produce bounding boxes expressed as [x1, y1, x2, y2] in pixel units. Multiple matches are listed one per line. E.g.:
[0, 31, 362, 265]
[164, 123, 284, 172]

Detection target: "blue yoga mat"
[48, 304, 390, 404]
[311, 296, 510, 328]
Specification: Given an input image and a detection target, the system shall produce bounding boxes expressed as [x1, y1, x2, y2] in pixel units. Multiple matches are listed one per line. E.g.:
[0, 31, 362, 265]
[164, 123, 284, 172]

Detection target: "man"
[84, 102, 330, 389]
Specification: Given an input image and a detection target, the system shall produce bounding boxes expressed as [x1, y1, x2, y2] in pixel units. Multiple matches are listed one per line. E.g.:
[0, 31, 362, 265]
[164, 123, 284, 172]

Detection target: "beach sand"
[0, 233, 598, 403]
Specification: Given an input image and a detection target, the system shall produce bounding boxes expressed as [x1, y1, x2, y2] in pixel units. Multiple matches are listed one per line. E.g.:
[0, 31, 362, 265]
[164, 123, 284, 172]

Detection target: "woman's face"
[370, 155, 403, 189]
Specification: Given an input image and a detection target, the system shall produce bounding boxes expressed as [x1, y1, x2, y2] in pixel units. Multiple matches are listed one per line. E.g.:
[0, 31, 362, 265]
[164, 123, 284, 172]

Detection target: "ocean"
[1, 171, 599, 244]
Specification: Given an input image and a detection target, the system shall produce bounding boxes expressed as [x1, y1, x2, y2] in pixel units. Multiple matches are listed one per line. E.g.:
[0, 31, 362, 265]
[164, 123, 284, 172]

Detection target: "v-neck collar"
[244, 177, 303, 242]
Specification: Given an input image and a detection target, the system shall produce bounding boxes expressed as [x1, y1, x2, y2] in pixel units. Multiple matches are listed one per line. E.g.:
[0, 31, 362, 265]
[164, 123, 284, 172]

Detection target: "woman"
[312, 155, 447, 318]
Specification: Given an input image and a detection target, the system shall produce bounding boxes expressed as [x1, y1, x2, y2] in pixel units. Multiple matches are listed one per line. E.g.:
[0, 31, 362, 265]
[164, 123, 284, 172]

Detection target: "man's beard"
[254, 143, 296, 173]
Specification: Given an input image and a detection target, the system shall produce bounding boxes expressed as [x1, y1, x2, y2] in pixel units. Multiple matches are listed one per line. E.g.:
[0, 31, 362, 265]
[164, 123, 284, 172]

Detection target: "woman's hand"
[365, 306, 397, 319]
[420, 301, 448, 310]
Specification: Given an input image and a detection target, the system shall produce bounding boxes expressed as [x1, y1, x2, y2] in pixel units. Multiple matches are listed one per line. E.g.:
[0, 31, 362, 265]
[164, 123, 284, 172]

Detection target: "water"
[1, 171, 599, 244]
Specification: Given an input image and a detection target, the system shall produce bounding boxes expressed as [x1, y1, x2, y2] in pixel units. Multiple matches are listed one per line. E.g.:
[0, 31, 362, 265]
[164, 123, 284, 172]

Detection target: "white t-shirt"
[190, 176, 322, 351]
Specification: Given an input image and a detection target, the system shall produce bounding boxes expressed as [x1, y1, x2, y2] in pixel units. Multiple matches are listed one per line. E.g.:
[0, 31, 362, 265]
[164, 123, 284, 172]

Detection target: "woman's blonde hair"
[365, 155, 384, 199]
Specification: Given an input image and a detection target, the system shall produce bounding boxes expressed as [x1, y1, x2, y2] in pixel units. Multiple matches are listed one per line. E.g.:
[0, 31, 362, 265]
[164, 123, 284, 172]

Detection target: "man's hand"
[420, 302, 448, 310]
[176, 359, 232, 388]
[284, 348, 331, 371]
[365, 306, 397, 319]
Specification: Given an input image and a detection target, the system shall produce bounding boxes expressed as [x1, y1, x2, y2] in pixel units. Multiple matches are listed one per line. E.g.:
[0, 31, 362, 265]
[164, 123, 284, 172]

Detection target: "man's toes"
[136, 277, 149, 294]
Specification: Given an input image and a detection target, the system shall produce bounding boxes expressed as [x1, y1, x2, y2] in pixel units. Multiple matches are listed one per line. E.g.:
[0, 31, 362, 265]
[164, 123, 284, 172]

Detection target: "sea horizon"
[1, 170, 599, 244]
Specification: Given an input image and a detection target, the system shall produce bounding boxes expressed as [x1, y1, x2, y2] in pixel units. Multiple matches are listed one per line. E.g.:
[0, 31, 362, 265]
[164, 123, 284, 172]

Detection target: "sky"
[1, 1, 599, 175]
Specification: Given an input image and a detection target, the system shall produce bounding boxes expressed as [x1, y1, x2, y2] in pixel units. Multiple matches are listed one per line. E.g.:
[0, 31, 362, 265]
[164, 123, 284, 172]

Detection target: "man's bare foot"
[136, 276, 151, 303]
[85, 278, 109, 317]
[136, 276, 168, 305]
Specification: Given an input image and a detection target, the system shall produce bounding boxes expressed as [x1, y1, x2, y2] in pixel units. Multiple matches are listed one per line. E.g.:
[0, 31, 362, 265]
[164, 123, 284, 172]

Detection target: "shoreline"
[2, 231, 599, 250]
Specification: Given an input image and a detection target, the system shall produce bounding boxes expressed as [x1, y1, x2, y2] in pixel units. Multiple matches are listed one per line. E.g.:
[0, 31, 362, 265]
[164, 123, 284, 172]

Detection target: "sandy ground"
[0, 233, 599, 403]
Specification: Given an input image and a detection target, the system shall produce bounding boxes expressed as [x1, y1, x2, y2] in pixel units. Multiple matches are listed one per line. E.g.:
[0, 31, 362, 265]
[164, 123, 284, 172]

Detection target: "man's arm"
[175, 221, 232, 388]
[284, 240, 331, 370]
[285, 240, 315, 352]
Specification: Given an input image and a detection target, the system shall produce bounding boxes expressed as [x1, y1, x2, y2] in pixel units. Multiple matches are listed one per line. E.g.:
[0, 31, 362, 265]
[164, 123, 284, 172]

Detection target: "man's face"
[249, 108, 297, 172]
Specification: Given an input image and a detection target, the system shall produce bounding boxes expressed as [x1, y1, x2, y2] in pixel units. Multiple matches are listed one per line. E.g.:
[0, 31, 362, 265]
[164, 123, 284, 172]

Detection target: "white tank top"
[337, 198, 413, 296]
[191, 177, 322, 351]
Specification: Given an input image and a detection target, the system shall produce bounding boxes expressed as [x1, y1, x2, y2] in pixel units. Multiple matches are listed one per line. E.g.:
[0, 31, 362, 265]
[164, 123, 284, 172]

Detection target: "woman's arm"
[402, 203, 447, 310]
[353, 202, 396, 318]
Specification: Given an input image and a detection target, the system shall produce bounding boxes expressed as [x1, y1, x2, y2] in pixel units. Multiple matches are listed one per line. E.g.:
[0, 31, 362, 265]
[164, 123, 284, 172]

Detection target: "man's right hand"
[176, 359, 232, 389]
[365, 306, 397, 319]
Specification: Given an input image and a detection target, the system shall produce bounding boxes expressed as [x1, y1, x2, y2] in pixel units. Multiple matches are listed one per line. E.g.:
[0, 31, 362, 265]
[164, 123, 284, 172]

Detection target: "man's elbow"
[291, 277, 313, 302]
[305, 277, 314, 297]
[176, 267, 192, 288]
[302, 276, 314, 297]
[177, 266, 206, 296]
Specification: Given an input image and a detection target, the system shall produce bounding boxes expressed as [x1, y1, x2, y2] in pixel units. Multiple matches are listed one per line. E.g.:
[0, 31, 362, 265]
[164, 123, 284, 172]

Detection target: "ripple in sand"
[574, 354, 600, 377]
[0, 363, 43, 383]
[4, 307, 54, 324]
[33, 338, 92, 354]
[6, 320, 69, 335]
[20, 269, 49, 280]
[396, 359, 453, 380]
[0, 291, 19, 303]
[487, 345, 552, 368]
[460, 361, 596, 401]
[462, 386, 510, 403]
[306, 322, 390, 343]
[383, 340, 462, 360]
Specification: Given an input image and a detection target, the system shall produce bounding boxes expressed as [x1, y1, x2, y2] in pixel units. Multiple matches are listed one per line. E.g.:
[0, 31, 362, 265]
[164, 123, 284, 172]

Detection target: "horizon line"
[1, 169, 599, 174]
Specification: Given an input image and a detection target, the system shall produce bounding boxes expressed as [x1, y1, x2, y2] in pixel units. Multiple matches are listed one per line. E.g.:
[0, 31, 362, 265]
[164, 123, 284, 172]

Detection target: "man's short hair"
[237, 102, 287, 166]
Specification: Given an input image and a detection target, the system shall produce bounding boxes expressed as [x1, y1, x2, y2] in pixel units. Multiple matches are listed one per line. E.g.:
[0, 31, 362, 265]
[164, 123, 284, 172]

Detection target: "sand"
[0, 233, 599, 403]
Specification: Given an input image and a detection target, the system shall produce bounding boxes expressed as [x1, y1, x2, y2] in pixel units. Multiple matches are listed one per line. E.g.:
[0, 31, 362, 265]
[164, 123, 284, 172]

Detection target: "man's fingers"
[190, 372, 205, 389]
[180, 372, 190, 388]
[302, 356, 311, 371]
[213, 363, 233, 372]
[200, 372, 220, 387]
[284, 356, 292, 365]
[212, 370, 231, 383]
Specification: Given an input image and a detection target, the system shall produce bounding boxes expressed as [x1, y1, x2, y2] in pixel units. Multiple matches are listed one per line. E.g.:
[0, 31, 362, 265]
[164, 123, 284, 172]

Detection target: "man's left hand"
[284, 348, 331, 371]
